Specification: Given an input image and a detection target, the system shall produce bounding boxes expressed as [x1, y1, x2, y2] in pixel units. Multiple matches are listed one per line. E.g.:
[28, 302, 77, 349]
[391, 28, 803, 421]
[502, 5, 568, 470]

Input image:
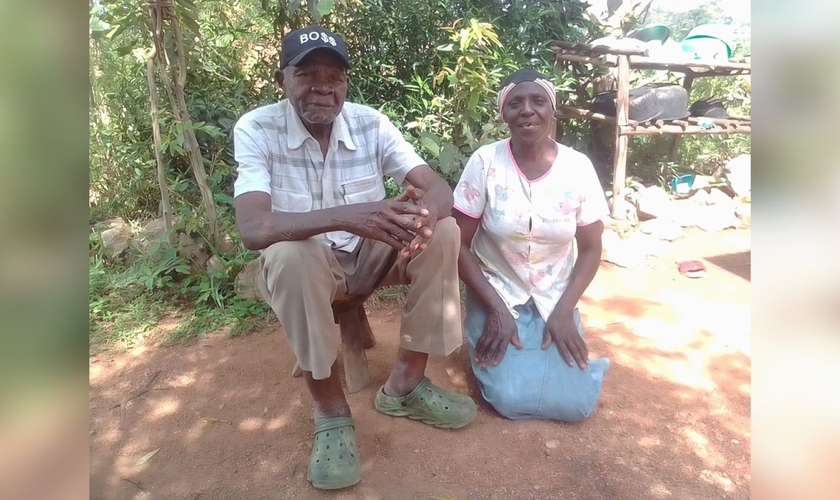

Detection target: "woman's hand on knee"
[474, 306, 521, 368]
[543, 309, 589, 369]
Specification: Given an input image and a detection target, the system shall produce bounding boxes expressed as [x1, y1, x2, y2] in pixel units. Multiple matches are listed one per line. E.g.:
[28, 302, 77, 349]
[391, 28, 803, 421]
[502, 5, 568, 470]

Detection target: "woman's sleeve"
[576, 156, 610, 226]
[452, 152, 487, 219]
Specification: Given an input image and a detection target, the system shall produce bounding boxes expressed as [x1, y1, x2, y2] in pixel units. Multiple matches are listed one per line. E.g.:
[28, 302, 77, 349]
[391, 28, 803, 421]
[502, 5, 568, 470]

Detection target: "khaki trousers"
[257, 217, 463, 380]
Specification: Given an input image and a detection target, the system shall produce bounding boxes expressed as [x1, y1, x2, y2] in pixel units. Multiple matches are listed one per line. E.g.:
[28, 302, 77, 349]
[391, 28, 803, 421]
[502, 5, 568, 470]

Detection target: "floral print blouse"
[453, 139, 609, 320]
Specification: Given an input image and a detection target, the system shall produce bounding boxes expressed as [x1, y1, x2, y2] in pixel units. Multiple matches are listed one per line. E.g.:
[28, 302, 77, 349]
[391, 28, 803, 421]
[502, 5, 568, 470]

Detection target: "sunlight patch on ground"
[266, 401, 304, 432]
[129, 345, 150, 358]
[265, 416, 291, 431]
[89, 364, 104, 382]
[172, 372, 197, 387]
[238, 418, 263, 432]
[637, 436, 661, 448]
[699, 468, 737, 493]
[643, 356, 717, 392]
[444, 366, 468, 388]
[683, 428, 728, 470]
[150, 398, 180, 419]
[649, 482, 673, 498]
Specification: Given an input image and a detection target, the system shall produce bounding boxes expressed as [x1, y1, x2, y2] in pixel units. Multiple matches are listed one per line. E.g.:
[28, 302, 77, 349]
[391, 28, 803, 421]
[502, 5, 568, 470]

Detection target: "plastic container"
[670, 174, 696, 195]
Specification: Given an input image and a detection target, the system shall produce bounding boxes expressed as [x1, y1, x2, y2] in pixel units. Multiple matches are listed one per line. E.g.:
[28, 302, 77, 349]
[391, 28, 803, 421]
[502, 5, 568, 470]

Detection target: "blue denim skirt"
[464, 291, 610, 422]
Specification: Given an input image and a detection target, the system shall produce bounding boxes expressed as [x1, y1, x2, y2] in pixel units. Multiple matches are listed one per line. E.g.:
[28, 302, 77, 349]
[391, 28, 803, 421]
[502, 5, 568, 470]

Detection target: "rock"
[601, 229, 645, 268]
[690, 189, 712, 205]
[545, 440, 560, 450]
[218, 234, 237, 253]
[670, 200, 703, 228]
[136, 217, 171, 252]
[602, 228, 621, 252]
[695, 205, 740, 232]
[100, 218, 132, 259]
[235, 259, 263, 301]
[691, 187, 733, 208]
[204, 255, 224, 273]
[735, 202, 751, 219]
[611, 198, 638, 224]
[635, 186, 673, 221]
[639, 218, 683, 241]
[603, 216, 636, 237]
[690, 175, 712, 191]
[723, 154, 751, 197]
[142, 218, 169, 240]
[178, 232, 212, 267]
[625, 232, 670, 256]
[708, 187, 735, 208]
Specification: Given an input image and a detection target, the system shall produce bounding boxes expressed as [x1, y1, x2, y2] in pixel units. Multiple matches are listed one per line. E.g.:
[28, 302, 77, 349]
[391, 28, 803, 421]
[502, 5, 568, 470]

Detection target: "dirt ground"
[89, 226, 751, 500]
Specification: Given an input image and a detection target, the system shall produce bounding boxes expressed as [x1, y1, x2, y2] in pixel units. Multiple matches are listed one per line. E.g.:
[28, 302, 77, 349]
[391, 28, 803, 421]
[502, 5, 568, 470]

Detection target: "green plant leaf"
[90, 18, 111, 32]
[438, 142, 458, 173]
[418, 132, 440, 157]
[316, 0, 335, 17]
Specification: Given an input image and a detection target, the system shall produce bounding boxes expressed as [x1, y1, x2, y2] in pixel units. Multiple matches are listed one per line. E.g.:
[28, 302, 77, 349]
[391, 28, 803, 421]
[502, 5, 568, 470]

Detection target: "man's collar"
[284, 100, 357, 151]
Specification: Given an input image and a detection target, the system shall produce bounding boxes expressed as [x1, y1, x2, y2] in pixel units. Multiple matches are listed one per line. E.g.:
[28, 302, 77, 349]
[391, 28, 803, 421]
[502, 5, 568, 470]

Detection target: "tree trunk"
[145, 0, 220, 247]
[146, 55, 173, 238]
[170, 15, 219, 247]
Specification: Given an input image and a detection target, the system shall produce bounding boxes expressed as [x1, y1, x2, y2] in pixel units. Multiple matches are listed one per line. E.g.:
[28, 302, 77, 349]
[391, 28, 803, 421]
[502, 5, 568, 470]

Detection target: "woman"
[452, 69, 610, 422]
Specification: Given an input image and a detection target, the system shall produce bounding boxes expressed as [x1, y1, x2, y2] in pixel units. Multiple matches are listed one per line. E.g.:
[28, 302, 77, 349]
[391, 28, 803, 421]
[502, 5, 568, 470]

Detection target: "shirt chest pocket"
[341, 175, 386, 205]
[270, 187, 312, 213]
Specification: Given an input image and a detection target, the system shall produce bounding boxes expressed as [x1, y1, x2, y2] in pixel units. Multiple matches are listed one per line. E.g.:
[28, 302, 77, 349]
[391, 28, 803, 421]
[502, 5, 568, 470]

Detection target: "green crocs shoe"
[306, 417, 360, 490]
[374, 377, 477, 429]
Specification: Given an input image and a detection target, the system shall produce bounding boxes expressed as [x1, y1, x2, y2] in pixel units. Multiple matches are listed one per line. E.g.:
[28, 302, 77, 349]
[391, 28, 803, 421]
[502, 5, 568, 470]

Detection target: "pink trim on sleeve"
[453, 205, 482, 219]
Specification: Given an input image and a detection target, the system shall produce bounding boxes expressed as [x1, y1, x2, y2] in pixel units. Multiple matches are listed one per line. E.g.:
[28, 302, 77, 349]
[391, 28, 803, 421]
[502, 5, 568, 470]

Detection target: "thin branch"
[110, 370, 161, 429]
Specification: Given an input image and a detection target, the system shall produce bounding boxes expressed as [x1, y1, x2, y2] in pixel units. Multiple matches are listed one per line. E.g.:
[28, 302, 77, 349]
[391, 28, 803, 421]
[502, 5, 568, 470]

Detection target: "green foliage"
[404, 19, 512, 183]
[88, 0, 750, 344]
[89, 226, 270, 347]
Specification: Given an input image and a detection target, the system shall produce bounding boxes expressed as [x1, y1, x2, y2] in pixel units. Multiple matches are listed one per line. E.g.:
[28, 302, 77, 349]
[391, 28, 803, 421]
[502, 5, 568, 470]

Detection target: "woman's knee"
[481, 382, 538, 420]
[539, 393, 599, 422]
[482, 379, 600, 422]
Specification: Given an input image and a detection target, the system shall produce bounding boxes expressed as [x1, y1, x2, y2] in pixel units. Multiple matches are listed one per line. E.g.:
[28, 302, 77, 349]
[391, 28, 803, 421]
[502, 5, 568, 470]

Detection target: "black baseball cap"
[279, 25, 350, 70]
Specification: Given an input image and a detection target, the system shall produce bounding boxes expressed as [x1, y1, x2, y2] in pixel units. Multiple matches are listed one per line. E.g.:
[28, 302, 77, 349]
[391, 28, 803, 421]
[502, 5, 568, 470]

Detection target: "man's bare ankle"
[313, 407, 351, 425]
[382, 375, 423, 398]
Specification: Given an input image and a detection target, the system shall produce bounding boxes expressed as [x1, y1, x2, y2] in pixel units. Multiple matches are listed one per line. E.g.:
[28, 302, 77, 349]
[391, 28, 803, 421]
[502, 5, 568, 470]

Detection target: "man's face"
[277, 50, 349, 126]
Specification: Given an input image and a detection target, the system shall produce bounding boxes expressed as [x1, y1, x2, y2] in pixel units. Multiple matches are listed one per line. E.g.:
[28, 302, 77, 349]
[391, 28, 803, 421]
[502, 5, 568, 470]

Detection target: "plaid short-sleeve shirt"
[233, 99, 425, 252]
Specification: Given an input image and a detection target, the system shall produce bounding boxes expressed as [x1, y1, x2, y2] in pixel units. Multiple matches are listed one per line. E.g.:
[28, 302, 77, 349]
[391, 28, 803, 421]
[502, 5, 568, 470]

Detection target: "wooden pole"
[551, 40, 648, 56]
[620, 125, 751, 135]
[146, 56, 173, 238]
[358, 306, 376, 349]
[668, 75, 695, 162]
[611, 55, 630, 219]
[555, 53, 615, 67]
[338, 307, 371, 394]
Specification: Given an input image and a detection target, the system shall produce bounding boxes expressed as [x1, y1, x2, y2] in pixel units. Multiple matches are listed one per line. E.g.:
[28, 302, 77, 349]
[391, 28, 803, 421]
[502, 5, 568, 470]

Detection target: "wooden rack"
[550, 40, 751, 218]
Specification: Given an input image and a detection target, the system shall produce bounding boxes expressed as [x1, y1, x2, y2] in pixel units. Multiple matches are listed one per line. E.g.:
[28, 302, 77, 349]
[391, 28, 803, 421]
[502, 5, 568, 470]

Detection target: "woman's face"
[501, 82, 554, 144]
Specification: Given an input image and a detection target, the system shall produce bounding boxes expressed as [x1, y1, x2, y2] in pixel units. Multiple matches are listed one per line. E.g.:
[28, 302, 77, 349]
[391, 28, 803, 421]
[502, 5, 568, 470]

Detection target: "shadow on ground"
[705, 251, 751, 282]
[91, 311, 750, 500]
[90, 229, 751, 500]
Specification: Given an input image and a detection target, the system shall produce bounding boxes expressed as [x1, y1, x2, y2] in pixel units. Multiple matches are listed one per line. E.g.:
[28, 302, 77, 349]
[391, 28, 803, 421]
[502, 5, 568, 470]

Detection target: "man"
[232, 25, 476, 490]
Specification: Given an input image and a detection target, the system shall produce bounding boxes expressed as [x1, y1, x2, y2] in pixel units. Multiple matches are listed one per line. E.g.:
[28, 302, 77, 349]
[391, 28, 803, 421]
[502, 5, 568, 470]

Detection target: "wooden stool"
[290, 294, 377, 394]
